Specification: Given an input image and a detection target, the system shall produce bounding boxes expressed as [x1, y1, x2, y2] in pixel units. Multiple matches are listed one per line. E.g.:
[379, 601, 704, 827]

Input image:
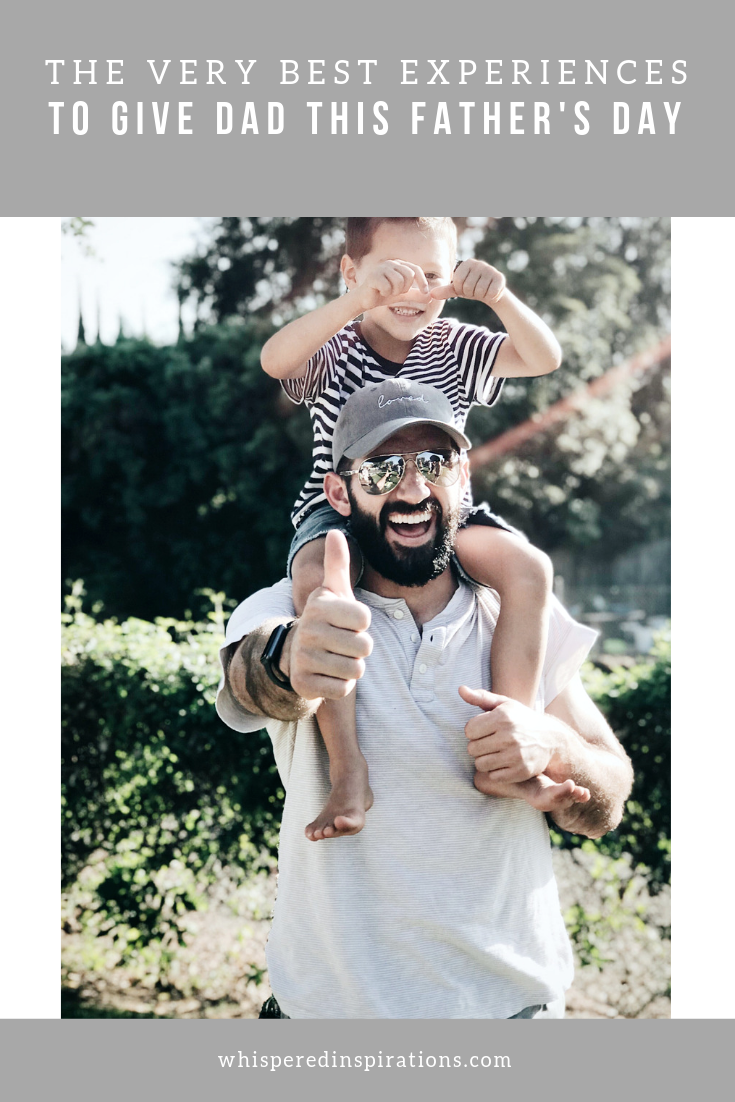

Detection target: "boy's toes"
[306, 778, 373, 840]
[333, 811, 365, 835]
[305, 818, 328, 841]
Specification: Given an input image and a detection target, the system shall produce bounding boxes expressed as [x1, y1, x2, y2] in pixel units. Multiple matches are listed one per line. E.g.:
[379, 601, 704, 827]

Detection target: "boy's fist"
[432, 259, 506, 305]
[354, 259, 430, 312]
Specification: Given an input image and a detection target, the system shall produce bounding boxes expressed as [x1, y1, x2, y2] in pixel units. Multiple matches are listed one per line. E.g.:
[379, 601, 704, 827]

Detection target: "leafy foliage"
[462, 217, 670, 556]
[563, 853, 647, 971]
[61, 585, 279, 957]
[572, 633, 671, 888]
[176, 216, 345, 325]
[62, 323, 313, 620]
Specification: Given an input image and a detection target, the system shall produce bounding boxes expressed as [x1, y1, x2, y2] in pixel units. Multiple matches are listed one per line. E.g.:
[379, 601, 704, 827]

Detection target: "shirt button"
[393, 609, 404, 620]
[410, 633, 418, 642]
[419, 663, 428, 674]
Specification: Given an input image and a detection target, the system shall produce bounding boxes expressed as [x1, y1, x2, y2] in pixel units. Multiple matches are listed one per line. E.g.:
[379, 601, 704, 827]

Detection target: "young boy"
[261, 217, 590, 840]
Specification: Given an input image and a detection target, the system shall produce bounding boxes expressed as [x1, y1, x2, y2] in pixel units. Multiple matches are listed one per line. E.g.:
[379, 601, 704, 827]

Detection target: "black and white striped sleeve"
[280, 333, 342, 405]
[449, 323, 507, 406]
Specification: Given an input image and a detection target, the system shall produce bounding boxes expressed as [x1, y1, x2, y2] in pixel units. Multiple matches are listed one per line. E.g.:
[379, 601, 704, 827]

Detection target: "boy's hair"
[345, 218, 457, 261]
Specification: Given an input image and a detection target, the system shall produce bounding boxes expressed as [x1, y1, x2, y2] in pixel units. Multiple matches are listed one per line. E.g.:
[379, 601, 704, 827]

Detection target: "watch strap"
[260, 621, 296, 691]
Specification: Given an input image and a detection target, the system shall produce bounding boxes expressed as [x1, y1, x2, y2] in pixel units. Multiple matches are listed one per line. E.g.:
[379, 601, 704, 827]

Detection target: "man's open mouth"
[385, 507, 436, 540]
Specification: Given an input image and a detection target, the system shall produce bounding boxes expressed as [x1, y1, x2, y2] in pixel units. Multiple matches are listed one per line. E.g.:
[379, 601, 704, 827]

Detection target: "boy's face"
[345, 222, 455, 344]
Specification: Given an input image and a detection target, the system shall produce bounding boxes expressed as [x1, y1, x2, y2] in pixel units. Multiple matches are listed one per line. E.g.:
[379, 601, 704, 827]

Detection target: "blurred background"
[61, 216, 670, 1019]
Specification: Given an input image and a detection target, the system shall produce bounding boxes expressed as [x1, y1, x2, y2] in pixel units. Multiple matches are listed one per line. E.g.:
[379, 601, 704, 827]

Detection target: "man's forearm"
[544, 684, 633, 837]
[225, 619, 320, 723]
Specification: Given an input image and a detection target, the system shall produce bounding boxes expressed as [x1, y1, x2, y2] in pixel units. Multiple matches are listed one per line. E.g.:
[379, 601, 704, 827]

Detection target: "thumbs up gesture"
[288, 530, 373, 702]
[322, 527, 356, 600]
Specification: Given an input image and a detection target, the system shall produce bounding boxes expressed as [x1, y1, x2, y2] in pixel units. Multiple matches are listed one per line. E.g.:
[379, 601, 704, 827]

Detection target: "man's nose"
[395, 459, 432, 503]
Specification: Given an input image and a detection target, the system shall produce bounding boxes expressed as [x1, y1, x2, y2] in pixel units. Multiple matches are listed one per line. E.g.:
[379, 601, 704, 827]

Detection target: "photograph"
[61, 215, 671, 1020]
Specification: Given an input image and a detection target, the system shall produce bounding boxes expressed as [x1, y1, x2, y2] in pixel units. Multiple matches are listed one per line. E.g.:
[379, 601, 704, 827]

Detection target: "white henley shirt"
[216, 577, 597, 1019]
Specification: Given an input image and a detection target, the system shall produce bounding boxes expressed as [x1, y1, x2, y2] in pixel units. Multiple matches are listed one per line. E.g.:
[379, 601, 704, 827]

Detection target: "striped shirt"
[282, 318, 507, 528]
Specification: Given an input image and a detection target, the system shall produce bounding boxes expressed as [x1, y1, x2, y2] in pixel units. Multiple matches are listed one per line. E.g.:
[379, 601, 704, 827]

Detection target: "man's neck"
[358, 564, 458, 627]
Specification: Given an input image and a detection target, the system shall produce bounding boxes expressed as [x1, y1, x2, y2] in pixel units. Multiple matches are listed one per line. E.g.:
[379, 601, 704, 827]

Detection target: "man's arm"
[542, 675, 633, 837]
[225, 618, 319, 723]
[460, 677, 633, 839]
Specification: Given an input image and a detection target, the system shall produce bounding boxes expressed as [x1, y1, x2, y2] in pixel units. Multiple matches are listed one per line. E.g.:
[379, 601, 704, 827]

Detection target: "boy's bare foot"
[306, 765, 374, 841]
[473, 770, 590, 812]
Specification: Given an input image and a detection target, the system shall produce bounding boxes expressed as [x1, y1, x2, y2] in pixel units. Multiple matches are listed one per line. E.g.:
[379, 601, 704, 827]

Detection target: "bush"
[61, 585, 281, 958]
[62, 325, 313, 621]
[570, 633, 671, 889]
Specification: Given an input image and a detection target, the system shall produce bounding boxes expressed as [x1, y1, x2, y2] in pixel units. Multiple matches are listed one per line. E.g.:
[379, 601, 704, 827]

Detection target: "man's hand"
[354, 259, 431, 313]
[459, 685, 556, 782]
[459, 678, 634, 839]
[432, 259, 506, 305]
[286, 530, 373, 701]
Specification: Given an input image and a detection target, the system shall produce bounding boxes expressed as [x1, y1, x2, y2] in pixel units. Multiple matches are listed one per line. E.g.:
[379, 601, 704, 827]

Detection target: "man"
[217, 380, 633, 1019]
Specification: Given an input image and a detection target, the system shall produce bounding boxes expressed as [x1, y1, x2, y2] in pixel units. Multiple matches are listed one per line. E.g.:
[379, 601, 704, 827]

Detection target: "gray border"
[1, 0, 732, 212]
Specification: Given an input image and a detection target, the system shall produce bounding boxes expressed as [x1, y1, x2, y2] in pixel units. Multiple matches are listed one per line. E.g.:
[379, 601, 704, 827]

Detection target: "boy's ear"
[341, 253, 358, 290]
[324, 471, 353, 516]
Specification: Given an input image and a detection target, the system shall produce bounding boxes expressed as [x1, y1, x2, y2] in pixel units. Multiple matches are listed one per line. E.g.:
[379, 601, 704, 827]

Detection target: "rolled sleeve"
[448, 321, 507, 406]
[542, 597, 598, 707]
[280, 333, 341, 405]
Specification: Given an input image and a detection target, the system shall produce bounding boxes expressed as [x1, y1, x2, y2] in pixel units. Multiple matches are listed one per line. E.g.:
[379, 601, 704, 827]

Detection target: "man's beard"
[346, 489, 460, 587]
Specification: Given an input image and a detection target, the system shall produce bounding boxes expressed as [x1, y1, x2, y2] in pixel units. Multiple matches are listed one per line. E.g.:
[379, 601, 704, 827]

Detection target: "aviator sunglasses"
[340, 449, 461, 496]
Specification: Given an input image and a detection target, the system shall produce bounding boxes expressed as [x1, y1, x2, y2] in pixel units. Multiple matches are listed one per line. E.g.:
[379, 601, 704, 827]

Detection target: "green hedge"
[62, 587, 280, 954]
[62, 326, 313, 622]
[576, 632, 671, 889]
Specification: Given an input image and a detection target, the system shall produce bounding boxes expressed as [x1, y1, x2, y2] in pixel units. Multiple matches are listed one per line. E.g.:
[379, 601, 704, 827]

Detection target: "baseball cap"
[332, 379, 472, 469]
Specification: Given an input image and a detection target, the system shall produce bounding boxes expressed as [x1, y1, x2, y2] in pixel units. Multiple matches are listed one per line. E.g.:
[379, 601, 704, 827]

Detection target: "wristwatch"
[260, 621, 296, 691]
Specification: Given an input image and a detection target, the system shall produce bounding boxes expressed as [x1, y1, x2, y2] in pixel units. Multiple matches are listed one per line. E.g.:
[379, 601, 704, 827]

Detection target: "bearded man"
[217, 380, 633, 1020]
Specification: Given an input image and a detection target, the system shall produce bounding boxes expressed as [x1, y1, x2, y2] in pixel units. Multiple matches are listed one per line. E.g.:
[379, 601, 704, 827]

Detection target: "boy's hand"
[432, 259, 506, 305]
[354, 259, 430, 313]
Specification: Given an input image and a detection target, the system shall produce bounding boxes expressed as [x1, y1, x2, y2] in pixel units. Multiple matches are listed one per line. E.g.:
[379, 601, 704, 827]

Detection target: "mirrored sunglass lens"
[416, 451, 457, 485]
[360, 456, 404, 494]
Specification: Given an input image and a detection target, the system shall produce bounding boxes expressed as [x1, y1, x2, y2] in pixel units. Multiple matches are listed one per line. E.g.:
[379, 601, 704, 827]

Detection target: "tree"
[176, 216, 345, 327]
[62, 324, 313, 620]
[462, 218, 670, 554]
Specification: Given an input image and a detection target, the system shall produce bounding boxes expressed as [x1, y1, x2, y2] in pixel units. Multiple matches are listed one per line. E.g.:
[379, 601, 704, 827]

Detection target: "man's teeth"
[391, 306, 423, 316]
[389, 512, 432, 525]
